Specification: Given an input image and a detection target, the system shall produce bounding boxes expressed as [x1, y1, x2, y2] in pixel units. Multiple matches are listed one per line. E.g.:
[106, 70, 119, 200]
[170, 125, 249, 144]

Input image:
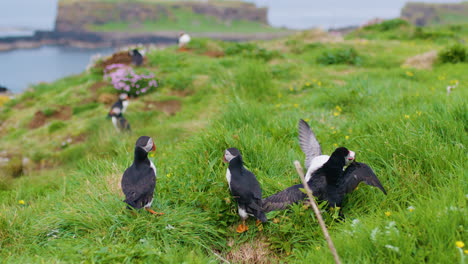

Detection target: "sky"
[0, 0, 464, 30]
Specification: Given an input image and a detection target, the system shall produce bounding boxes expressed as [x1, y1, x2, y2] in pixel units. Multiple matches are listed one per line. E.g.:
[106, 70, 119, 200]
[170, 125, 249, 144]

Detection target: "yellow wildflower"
[166, 173, 172, 178]
[385, 211, 391, 217]
[335, 106, 342, 112]
[416, 111, 422, 116]
[289, 86, 294, 91]
[293, 104, 299, 108]
[438, 75, 446, 81]
[332, 131, 337, 134]
[456, 241, 465, 248]
[18, 200, 25, 205]
[305, 82, 311, 86]
[464, 249, 468, 254]
[149, 152, 156, 157]
[406, 71, 414, 77]
[315, 246, 321, 251]
[449, 80, 459, 85]
[317, 81, 322, 86]
[333, 143, 338, 147]
[407, 206, 415, 212]
[333, 112, 340, 117]
[304, 118, 310, 122]
[345, 136, 349, 140]
[404, 115, 410, 119]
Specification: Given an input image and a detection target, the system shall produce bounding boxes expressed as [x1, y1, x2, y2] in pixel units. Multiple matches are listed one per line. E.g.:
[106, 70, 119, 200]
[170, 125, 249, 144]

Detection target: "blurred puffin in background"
[129, 49, 144, 66]
[178, 32, 191, 49]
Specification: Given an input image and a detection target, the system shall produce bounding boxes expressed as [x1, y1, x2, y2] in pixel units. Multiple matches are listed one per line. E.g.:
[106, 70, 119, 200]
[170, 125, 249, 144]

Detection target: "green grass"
[88, 8, 283, 33]
[0, 26, 467, 263]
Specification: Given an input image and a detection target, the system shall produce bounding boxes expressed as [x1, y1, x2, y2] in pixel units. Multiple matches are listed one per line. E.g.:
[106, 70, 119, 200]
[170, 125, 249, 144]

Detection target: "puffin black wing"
[230, 167, 267, 222]
[342, 162, 387, 195]
[121, 165, 156, 208]
[298, 119, 322, 168]
[262, 184, 307, 213]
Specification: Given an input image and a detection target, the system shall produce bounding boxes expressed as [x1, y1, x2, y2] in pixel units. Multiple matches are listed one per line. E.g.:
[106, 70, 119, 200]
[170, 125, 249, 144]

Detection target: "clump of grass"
[72, 102, 100, 115]
[42, 107, 56, 117]
[225, 43, 280, 61]
[48, 121, 67, 133]
[438, 43, 467, 63]
[317, 47, 361, 65]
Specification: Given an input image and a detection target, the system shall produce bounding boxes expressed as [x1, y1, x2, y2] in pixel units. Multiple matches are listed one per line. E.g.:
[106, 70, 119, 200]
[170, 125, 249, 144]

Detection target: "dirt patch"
[178, 47, 225, 58]
[333, 80, 347, 86]
[203, 51, 225, 58]
[168, 90, 193, 97]
[144, 100, 181, 115]
[98, 51, 147, 70]
[28, 106, 72, 129]
[225, 237, 277, 264]
[89, 81, 109, 93]
[98, 93, 118, 105]
[72, 133, 87, 144]
[402, 50, 437, 70]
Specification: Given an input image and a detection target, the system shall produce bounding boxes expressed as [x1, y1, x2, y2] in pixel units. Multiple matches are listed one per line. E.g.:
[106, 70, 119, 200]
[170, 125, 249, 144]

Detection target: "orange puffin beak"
[152, 144, 156, 152]
[222, 156, 228, 163]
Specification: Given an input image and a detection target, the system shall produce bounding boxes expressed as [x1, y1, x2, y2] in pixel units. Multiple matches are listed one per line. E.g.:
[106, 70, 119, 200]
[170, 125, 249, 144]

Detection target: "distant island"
[0, 0, 291, 51]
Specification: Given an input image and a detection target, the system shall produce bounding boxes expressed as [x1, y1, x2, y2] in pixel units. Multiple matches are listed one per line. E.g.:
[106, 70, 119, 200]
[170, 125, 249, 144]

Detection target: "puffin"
[121, 136, 163, 215]
[262, 120, 387, 216]
[108, 107, 131, 132]
[178, 32, 191, 48]
[108, 93, 129, 115]
[223, 148, 267, 233]
[129, 49, 144, 66]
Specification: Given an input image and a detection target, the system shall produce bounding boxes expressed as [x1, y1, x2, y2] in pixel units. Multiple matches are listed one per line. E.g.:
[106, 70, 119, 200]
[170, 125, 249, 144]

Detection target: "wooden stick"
[294, 160, 342, 264]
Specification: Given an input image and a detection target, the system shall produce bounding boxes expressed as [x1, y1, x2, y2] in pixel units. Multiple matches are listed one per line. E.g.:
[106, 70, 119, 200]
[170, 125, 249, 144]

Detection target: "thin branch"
[294, 160, 342, 264]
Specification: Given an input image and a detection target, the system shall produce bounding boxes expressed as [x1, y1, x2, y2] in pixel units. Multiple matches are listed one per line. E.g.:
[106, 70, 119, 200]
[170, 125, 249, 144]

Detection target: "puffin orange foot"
[145, 208, 164, 216]
[236, 223, 249, 233]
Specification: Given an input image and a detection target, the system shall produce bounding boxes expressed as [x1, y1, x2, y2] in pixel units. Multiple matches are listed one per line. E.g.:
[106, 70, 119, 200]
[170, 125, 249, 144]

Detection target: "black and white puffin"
[109, 93, 129, 116]
[121, 136, 163, 215]
[108, 107, 131, 132]
[262, 120, 387, 215]
[223, 148, 267, 233]
[178, 32, 191, 48]
[129, 49, 144, 66]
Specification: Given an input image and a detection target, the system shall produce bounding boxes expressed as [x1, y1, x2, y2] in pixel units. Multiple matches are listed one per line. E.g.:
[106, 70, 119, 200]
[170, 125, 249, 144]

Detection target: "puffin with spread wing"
[262, 119, 386, 214]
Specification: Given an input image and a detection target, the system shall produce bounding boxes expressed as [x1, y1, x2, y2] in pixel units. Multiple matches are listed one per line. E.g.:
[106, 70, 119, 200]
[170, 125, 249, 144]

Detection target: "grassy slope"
[0, 27, 467, 263]
[88, 9, 282, 33]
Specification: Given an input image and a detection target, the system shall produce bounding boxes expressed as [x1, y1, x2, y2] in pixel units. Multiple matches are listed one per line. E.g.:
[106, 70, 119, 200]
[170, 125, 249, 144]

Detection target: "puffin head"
[136, 136, 156, 153]
[119, 93, 129, 101]
[331, 147, 355, 166]
[223, 147, 241, 163]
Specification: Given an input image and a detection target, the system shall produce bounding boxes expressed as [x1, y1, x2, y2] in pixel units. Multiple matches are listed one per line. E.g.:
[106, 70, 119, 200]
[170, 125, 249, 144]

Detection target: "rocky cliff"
[55, 1, 268, 32]
[401, 2, 468, 26]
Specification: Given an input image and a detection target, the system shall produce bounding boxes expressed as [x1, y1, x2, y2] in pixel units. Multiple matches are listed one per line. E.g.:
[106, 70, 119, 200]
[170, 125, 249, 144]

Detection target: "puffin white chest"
[226, 168, 232, 189]
[149, 160, 157, 178]
[122, 101, 129, 113]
